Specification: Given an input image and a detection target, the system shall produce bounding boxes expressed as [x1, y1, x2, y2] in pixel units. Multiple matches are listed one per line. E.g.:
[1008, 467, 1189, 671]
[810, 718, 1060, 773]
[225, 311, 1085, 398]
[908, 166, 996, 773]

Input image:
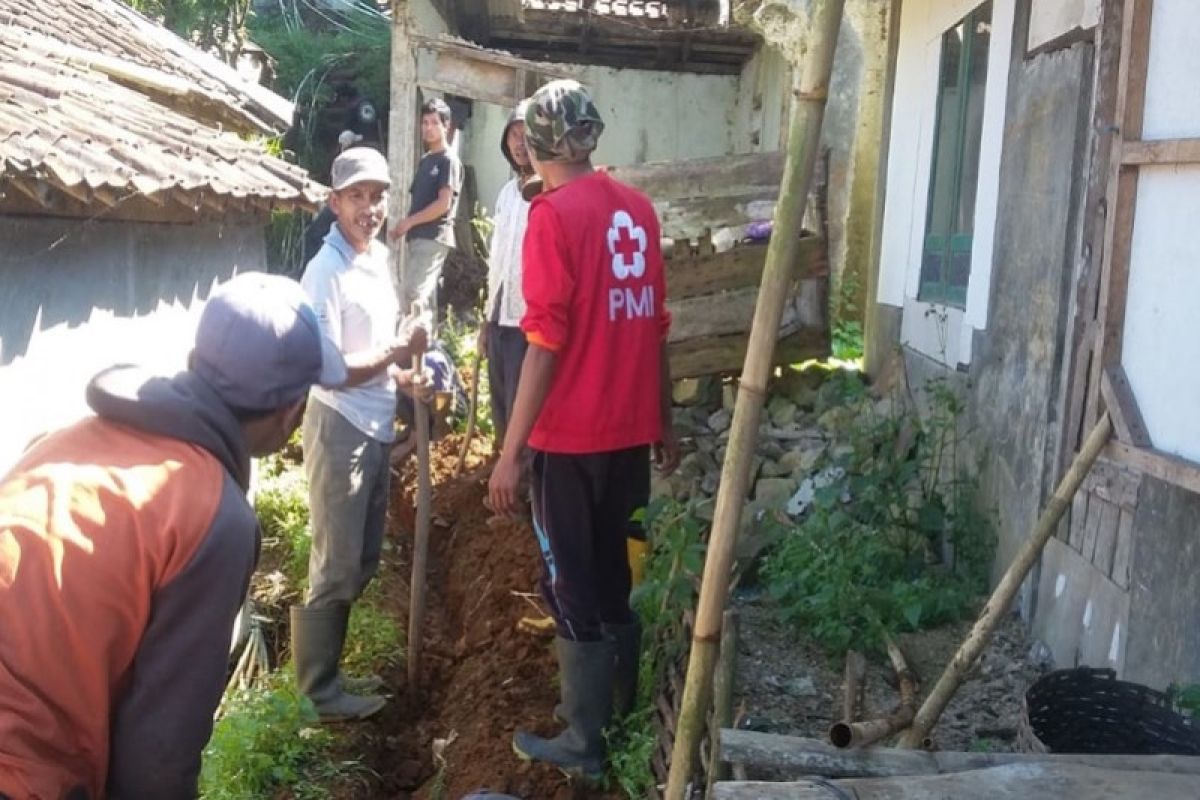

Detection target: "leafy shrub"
[200, 675, 333, 799]
[763, 378, 995, 654]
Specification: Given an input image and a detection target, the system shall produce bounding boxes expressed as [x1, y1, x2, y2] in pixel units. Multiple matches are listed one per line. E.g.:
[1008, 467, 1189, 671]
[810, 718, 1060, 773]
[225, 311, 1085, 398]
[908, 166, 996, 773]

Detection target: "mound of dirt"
[341, 436, 621, 800]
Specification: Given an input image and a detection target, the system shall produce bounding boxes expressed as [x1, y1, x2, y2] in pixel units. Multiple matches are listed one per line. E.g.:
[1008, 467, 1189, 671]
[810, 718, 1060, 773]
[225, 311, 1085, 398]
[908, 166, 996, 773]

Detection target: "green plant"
[438, 307, 495, 440]
[830, 271, 865, 362]
[606, 499, 708, 796]
[254, 460, 312, 586]
[344, 581, 404, 673]
[200, 673, 338, 799]
[762, 379, 995, 655]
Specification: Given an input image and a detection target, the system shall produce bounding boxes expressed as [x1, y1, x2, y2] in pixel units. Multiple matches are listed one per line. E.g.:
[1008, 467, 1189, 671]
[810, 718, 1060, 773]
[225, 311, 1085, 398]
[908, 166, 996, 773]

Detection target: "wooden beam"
[1106, 440, 1200, 496]
[666, 236, 821, 299]
[1122, 137, 1200, 165]
[1084, 0, 1154, 432]
[608, 152, 786, 239]
[667, 277, 826, 343]
[718, 729, 1200, 778]
[668, 322, 828, 379]
[712, 766, 1200, 800]
[411, 33, 573, 107]
[1100, 364, 1151, 446]
[6, 177, 49, 208]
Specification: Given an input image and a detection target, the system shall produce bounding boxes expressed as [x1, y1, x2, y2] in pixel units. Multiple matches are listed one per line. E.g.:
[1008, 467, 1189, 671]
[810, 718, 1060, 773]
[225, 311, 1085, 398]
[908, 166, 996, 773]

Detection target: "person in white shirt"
[480, 101, 533, 443]
[294, 147, 427, 722]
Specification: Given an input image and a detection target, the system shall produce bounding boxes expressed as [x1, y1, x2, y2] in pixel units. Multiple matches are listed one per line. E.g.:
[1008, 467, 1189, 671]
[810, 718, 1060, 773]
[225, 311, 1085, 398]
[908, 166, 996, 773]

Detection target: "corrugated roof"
[0, 0, 293, 133]
[523, 0, 671, 19]
[0, 30, 323, 212]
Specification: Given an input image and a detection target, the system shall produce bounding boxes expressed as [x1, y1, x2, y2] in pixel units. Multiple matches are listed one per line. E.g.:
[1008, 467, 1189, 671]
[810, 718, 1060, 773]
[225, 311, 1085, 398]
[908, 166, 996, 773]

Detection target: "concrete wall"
[454, 0, 894, 330]
[0, 216, 265, 472]
[1124, 477, 1200, 687]
[461, 66, 739, 217]
[969, 40, 1093, 589]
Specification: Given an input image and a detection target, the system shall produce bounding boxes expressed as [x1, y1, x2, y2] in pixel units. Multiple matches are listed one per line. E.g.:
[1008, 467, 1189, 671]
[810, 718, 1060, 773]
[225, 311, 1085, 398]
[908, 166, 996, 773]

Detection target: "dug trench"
[320, 434, 622, 800]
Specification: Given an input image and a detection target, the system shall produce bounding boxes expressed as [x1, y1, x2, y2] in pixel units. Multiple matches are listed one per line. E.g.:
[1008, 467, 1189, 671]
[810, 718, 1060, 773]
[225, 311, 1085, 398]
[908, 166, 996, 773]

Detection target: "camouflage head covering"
[523, 79, 605, 163]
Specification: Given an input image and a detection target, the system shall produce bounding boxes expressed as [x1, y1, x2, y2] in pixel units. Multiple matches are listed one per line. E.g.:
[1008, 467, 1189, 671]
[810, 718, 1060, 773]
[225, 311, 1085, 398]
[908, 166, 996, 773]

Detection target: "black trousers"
[530, 445, 651, 642]
[485, 322, 527, 443]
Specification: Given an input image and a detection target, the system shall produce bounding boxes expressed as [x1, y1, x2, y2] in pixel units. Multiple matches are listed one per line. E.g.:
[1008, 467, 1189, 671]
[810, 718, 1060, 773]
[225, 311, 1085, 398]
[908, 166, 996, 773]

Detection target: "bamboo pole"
[704, 610, 739, 800]
[830, 637, 915, 748]
[664, 3, 846, 796]
[407, 347, 432, 690]
[842, 650, 867, 724]
[719, 729, 1200, 778]
[897, 413, 1113, 747]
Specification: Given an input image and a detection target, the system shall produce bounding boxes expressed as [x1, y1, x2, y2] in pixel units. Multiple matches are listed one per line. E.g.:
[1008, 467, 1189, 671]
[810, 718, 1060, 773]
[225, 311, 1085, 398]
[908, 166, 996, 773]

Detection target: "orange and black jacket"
[0, 366, 260, 799]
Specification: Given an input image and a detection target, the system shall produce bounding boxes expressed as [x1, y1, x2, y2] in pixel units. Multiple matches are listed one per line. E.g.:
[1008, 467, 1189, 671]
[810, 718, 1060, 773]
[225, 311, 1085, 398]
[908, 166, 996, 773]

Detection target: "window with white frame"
[920, 2, 992, 308]
[877, 0, 1014, 367]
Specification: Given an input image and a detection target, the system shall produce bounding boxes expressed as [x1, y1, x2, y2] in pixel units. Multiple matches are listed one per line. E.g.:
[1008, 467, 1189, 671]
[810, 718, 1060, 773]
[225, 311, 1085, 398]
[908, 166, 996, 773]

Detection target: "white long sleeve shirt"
[484, 177, 531, 328]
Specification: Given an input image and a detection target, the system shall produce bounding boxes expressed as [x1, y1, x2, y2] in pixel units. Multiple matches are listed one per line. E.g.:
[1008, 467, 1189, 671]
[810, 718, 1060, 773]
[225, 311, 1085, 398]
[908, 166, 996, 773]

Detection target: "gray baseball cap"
[191, 272, 347, 411]
[330, 146, 391, 191]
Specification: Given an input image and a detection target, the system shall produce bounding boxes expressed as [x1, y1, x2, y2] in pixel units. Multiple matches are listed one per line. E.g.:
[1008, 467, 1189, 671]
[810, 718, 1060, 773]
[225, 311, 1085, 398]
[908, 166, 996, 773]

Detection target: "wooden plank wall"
[1061, 457, 1142, 589]
[610, 152, 832, 377]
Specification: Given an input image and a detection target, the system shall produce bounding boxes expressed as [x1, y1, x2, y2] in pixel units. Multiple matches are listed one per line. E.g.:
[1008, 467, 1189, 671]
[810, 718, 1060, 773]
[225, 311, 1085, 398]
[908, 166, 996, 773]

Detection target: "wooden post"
[388, 0, 417, 317]
[704, 610, 739, 799]
[897, 414, 1113, 747]
[407, 347, 432, 689]
[841, 650, 867, 724]
[664, 2, 846, 796]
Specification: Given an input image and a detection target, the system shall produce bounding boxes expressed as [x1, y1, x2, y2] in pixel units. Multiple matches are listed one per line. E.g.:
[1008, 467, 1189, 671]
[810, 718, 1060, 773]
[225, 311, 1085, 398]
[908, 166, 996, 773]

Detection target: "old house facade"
[869, 0, 1200, 687]
[0, 0, 322, 471]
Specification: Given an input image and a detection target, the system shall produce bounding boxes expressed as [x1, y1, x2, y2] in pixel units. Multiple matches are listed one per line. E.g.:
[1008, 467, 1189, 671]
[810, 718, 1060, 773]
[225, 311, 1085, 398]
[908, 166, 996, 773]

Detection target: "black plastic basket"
[1020, 667, 1200, 755]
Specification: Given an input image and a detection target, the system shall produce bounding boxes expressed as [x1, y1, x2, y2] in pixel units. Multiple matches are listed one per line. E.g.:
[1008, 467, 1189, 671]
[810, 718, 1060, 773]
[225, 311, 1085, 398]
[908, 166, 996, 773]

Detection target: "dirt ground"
[324, 435, 620, 800]
[732, 589, 1049, 768]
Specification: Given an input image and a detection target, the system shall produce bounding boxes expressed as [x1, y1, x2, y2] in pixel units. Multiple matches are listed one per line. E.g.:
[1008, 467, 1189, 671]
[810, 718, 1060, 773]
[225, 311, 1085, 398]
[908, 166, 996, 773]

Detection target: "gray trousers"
[303, 399, 391, 608]
[486, 322, 528, 443]
[398, 238, 450, 317]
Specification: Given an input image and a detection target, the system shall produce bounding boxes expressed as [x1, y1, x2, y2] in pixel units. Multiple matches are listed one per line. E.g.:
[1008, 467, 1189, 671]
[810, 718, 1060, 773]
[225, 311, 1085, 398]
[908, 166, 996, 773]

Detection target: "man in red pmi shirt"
[488, 80, 680, 780]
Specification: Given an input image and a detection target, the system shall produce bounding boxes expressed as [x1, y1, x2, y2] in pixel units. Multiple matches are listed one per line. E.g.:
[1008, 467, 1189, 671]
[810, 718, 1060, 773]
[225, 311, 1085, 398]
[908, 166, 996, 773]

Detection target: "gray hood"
[86, 366, 252, 490]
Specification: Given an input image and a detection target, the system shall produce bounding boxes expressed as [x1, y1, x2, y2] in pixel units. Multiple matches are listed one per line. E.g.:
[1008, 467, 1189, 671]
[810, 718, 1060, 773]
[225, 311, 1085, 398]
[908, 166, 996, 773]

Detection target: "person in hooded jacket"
[0, 272, 347, 800]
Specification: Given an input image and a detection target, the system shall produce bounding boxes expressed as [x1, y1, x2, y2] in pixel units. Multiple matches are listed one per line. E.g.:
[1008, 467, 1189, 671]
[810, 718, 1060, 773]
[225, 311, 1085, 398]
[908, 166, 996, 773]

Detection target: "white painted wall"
[0, 219, 261, 474]
[1027, 0, 1100, 51]
[462, 65, 739, 216]
[1141, 0, 1200, 141]
[1120, 0, 1200, 462]
[876, 0, 1016, 368]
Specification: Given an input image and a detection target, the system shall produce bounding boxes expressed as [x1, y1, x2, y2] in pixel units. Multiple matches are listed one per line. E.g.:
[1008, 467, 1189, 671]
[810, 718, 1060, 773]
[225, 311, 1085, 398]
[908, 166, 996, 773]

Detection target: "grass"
[201, 444, 400, 798]
[200, 673, 350, 799]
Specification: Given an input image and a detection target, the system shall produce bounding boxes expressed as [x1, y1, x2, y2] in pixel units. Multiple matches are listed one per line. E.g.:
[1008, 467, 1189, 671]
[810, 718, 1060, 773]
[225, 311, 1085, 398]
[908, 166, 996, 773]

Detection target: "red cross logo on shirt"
[607, 210, 647, 280]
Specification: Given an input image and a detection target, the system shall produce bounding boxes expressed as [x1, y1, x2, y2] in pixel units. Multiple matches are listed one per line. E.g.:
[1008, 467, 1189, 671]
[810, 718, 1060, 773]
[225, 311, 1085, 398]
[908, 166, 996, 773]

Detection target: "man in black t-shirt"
[388, 98, 463, 317]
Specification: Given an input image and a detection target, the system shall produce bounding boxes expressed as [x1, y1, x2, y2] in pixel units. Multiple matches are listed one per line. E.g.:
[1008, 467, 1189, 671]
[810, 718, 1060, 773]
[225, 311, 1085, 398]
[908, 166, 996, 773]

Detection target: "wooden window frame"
[1065, 0, 1200, 495]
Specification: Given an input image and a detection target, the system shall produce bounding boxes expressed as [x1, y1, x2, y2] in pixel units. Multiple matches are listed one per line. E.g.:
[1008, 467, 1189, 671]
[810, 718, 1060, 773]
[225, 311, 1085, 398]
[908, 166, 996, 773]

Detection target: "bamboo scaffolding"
[897, 414, 1113, 747]
[663, 2, 847, 795]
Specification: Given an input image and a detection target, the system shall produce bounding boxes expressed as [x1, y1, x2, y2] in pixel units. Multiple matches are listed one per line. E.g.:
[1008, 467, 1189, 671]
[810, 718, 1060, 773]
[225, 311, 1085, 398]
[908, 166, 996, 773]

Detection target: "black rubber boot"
[290, 604, 386, 722]
[606, 620, 642, 717]
[514, 636, 615, 780]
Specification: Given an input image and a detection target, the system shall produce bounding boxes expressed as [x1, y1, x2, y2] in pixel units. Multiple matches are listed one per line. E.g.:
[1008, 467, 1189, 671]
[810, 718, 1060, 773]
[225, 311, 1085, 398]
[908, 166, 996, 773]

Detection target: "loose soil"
[323, 434, 620, 800]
